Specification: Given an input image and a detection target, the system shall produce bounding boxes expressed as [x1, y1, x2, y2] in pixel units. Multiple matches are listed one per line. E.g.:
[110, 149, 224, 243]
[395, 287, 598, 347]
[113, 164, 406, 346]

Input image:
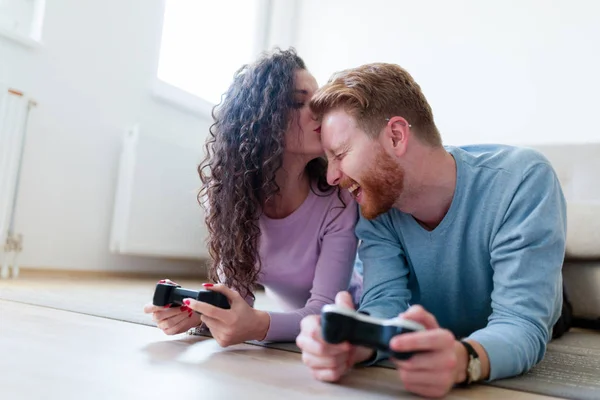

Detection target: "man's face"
[321, 109, 405, 220]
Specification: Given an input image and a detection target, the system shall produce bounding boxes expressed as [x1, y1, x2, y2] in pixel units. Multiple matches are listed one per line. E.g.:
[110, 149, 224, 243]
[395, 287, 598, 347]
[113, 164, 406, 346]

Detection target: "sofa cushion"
[563, 261, 600, 319]
[567, 203, 600, 258]
[529, 144, 600, 259]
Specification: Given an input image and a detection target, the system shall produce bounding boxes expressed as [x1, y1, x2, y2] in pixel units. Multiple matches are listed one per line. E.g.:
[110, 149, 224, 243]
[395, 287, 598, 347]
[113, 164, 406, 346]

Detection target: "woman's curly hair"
[197, 48, 332, 300]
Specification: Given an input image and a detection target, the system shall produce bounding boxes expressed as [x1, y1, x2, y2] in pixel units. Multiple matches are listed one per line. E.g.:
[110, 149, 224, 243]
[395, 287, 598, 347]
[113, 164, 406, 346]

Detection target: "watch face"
[468, 358, 482, 382]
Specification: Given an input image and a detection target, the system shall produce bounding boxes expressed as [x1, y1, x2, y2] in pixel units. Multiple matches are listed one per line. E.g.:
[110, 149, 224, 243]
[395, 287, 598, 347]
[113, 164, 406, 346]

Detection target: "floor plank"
[0, 300, 556, 400]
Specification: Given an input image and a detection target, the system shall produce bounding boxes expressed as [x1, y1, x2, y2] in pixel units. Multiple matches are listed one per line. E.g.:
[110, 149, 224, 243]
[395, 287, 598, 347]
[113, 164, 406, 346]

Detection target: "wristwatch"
[460, 340, 482, 385]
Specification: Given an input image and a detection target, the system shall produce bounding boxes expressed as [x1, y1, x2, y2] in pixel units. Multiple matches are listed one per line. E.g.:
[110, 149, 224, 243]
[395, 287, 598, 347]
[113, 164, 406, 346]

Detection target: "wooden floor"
[0, 273, 559, 399]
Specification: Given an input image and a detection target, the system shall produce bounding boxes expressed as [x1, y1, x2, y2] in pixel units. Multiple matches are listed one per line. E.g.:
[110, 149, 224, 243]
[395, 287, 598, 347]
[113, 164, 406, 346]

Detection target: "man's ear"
[381, 116, 411, 156]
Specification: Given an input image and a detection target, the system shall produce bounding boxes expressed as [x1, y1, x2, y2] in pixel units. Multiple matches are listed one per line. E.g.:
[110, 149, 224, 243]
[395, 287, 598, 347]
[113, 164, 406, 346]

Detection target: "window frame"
[0, 0, 46, 49]
[152, 0, 273, 118]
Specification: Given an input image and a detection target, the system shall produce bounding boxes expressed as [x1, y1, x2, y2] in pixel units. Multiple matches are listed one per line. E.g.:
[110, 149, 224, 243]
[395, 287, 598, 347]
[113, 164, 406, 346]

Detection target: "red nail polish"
[163, 305, 170, 308]
[158, 279, 166, 283]
[188, 312, 193, 318]
[202, 283, 214, 288]
[183, 299, 190, 305]
[180, 305, 188, 311]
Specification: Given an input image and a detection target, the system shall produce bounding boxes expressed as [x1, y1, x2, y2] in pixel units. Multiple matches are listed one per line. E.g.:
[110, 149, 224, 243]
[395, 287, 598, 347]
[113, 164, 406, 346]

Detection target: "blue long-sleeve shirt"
[356, 144, 566, 380]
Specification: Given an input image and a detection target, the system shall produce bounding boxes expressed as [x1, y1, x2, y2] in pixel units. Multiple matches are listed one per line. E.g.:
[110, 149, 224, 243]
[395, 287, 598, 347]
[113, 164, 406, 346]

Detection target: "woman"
[144, 48, 361, 345]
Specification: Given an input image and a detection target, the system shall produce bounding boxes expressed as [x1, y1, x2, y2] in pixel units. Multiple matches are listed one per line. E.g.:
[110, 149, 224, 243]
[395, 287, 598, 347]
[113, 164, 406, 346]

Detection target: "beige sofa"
[531, 143, 600, 324]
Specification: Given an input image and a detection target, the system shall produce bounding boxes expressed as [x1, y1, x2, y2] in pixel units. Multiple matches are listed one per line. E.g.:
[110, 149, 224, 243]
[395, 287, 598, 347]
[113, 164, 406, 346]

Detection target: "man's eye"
[334, 153, 343, 160]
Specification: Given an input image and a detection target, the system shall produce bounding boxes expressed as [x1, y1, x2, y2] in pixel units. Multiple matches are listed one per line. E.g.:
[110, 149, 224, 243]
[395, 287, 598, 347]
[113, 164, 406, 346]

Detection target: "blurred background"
[1, 0, 599, 278]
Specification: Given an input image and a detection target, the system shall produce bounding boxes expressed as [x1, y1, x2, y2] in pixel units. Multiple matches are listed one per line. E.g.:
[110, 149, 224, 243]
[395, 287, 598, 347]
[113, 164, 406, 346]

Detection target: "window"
[155, 0, 270, 115]
[0, 0, 46, 48]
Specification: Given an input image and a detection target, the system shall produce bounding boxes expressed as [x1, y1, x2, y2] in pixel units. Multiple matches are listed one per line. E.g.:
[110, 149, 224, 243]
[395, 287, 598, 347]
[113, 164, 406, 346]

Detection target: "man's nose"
[327, 163, 342, 186]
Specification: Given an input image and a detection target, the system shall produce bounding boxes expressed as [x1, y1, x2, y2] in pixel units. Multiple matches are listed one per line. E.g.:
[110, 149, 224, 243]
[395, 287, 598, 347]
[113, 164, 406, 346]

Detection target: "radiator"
[0, 85, 35, 279]
[109, 124, 209, 260]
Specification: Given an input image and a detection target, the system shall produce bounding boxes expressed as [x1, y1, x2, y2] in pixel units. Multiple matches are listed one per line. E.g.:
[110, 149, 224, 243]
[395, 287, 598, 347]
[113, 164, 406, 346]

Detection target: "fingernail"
[158, 279, 166, 283]
[202, 283, 214, 288]
[183, 299, 190, 305]
[180, 305, 188, 311]
[188, 311, 193, 317]
[163, 305, 170, 308]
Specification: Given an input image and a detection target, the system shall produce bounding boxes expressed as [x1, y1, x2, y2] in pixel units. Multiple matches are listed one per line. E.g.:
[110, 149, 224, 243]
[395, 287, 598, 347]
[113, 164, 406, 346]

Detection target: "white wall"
[295, 0, 600, 146]
[2, 0, 598, 274]
[0, 0, 210, 274]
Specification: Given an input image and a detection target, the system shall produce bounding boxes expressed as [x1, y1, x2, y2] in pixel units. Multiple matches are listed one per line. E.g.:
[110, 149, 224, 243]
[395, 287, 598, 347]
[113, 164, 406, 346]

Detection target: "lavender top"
[255, 187, 359, 341]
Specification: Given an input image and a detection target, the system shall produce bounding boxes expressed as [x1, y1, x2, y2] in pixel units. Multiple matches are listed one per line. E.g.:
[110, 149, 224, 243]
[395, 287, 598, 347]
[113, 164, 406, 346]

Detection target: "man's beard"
[341, 147, 404, 220]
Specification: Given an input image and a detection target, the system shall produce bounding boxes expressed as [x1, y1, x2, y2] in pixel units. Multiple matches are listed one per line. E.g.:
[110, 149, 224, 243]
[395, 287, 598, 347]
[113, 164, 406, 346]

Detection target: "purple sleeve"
[262, 191, 359, 342]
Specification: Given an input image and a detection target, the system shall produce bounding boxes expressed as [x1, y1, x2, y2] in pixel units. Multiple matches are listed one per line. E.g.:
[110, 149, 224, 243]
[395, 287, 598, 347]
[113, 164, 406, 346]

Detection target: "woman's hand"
[143, 279, 202, 335]
[183, 283, 271, 347]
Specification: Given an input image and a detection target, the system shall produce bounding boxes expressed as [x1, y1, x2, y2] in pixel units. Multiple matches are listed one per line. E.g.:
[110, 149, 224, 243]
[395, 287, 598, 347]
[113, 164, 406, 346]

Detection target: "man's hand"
[183, 283, 270, 347]
[390, 305, 478, 398]
[296, 291, 374, 382]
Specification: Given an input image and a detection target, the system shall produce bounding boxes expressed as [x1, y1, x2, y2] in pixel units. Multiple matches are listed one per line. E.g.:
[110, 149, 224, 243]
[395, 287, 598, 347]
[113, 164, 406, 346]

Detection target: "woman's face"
[285, 69, 322, 157]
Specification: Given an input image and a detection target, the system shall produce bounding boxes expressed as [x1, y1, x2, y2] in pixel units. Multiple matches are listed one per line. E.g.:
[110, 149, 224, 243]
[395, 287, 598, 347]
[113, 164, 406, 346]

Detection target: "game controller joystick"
[153, 282, 230, 310]
[321, 304, 425, 360]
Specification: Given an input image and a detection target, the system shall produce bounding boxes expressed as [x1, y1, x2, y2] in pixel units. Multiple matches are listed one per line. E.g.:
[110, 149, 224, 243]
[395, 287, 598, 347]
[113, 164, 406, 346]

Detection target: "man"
[295, 63, 567, 398]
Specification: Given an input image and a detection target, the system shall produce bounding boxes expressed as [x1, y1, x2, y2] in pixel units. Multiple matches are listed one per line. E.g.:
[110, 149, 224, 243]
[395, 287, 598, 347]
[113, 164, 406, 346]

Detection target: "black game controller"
[153, 282, 230, 310]
[321, 304, 425, 360]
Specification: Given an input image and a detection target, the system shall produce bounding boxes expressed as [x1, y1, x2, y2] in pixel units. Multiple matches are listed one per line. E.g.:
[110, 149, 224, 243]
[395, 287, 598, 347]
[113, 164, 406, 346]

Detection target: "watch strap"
[459, 340, 479, 385]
